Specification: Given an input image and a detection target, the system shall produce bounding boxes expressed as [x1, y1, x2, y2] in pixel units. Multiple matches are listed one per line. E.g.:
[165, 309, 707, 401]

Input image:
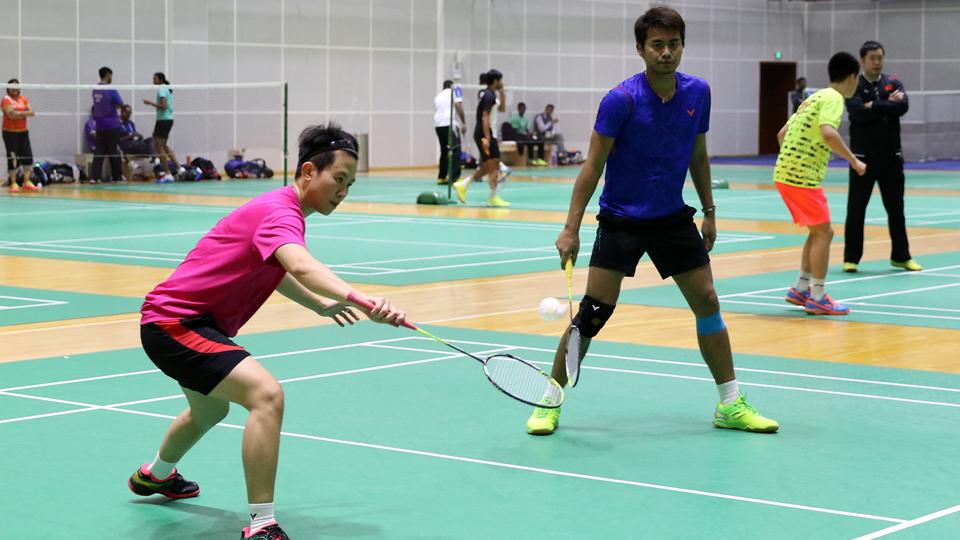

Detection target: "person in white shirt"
[433, 80, 466, 184]
[534, 103, 567, 158]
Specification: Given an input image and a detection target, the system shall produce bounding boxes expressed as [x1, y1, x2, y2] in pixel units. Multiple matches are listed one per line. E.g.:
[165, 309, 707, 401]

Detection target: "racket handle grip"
[346, 292, 417, 330]
[565, 258, 573, 279]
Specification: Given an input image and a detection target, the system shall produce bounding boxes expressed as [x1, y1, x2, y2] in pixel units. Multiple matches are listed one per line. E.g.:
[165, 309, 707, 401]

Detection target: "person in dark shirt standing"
[453, 69, 509, 207]
[843, 41, 921, 272]
[91, 66, 125, 183]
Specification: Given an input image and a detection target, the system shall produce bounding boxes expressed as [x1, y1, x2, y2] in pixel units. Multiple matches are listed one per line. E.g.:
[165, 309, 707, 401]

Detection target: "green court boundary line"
[0, 374, 907, 526]
[6, 333, 960, 525]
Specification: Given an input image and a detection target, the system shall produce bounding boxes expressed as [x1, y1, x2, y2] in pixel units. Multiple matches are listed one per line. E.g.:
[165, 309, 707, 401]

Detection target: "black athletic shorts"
[2, 130, 33, 170]
[589, 206, 710, 279]
[153, 119, 173, 139]
[140, 313, 250, 395]
[475, 134, 500, 162]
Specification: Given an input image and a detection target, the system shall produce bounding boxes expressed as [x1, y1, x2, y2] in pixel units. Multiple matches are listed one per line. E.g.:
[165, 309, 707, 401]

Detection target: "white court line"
[549, 364, 960, 409]
[0, 245, 185, 263]
[423, 337, 960, 396]
[740, 295, 960, 314]
[840, 282, 960, 302]
[853, 503, 960, 539]
[0, 389, 907, 524]
[0, 337, 416, 393]
[719, 264, 960, 299]
[0, 295, 67, 310]
[721, 299, 960, 322]
[24, 243, 186, 257]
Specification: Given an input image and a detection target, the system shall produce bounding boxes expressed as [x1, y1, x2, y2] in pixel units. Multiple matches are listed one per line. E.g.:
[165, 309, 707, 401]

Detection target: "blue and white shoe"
[785, 287, 810, 306]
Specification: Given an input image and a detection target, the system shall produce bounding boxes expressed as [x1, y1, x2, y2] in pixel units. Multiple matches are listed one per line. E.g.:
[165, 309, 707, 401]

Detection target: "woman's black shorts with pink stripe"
[140, 314, 251, 395]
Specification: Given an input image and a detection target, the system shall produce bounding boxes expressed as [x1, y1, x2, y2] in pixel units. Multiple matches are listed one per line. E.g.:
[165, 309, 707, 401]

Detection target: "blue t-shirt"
[92, 84, 124, 130]
[594, 71, 711, 220]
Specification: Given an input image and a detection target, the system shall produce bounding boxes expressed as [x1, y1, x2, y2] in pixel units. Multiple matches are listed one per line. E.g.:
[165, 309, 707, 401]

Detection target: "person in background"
[453, 69, 509, 207]
[2, 78, 39, 192]
[509, 102, 546, 166]
[842, 40, 921, 273]
[788, 77, 811, 113]
[91, 66, 125, 183]
[534, 103, 567, 161]
[143, 72, 179, 182]
[433, 80, 466, 185]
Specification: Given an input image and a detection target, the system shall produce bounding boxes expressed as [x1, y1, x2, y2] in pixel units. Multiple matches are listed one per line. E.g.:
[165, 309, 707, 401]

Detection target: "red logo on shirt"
[884, 84, 894, 92]
[687, 109, 696, 117]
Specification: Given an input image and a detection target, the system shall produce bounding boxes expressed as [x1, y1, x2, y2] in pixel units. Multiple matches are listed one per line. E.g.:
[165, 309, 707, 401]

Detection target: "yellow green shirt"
[773, 87, 844, 188]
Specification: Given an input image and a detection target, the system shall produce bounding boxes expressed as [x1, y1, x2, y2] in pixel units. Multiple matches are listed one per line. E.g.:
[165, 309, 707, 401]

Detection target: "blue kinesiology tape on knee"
[695, 311, 726, 335]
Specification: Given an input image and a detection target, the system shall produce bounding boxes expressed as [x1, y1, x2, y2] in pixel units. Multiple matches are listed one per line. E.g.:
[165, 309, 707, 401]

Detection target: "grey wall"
[0, 0, 952, 167]
[801, 0, 960, 161]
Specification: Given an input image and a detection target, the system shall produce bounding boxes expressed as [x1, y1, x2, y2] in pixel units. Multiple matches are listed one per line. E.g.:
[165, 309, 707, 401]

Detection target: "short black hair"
[828, 52, 860, 83]
[859, 40, 884, 59]
[7, 78, 18, 84]
[517, 102, 526, 108]
[98, 66, 113, 79]
[442, 80, 453, 89]
[634, 6, 685, 46]
[797, 77, 806, 83]
[296, 123, 359, 177]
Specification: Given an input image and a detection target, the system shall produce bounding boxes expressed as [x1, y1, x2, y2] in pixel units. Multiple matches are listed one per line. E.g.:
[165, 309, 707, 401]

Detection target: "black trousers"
[844, 155, 911, 263]
[92, 127, 123, 181]
[518, 136, 545, 160]
[435, 126, 461, 181]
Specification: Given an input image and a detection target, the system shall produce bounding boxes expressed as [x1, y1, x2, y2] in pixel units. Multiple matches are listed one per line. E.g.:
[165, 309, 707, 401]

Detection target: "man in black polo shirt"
[843, 40, 921, 273]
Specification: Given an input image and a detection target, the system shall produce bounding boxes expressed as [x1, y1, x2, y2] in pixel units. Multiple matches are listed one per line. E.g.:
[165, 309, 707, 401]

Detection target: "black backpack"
[190, 157, 221, 180]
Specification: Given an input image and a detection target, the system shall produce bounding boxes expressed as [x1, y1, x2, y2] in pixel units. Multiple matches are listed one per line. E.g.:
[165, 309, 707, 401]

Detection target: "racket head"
[482, 353, 564, 408]
[565, 326, 583, 387]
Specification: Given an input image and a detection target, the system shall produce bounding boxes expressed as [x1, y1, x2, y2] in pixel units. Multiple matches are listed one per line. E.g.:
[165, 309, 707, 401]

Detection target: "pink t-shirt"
[141, 186, 306, 336]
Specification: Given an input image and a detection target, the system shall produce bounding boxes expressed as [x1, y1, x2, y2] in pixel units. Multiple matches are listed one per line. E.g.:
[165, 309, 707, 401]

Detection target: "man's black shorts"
[588, 206, 710, 279]
[141, 314, 250, 395]
[474, 134, 500, 162]
[153, 119, 174, 139]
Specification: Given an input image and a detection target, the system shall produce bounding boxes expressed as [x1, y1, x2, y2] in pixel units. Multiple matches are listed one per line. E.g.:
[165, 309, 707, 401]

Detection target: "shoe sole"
[714, 422, 779, 433]
[526, 426, 557, 436]
[127, 477, 201, 499]
[803, 307, 849, 316]
[785, 296, 806, 306]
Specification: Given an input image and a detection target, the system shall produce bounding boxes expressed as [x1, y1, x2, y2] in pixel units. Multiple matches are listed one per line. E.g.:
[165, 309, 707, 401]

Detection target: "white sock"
[810, 278, 826, 301]
[794, 271, 811, 292]
[717, 380, 739, 405]
[147, 452, 176, 480]
[249, 502, 276, 532]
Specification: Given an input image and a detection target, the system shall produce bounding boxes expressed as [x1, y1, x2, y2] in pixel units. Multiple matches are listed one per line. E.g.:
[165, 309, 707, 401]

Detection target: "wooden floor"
[2, 167, 960, 373]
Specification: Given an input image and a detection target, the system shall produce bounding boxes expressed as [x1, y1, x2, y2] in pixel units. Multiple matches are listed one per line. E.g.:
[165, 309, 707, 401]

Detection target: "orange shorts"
[775, 182, 830, 226]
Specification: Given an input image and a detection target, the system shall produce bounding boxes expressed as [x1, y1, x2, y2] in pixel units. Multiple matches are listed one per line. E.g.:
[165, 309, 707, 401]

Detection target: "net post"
[283, 82, 289, 186]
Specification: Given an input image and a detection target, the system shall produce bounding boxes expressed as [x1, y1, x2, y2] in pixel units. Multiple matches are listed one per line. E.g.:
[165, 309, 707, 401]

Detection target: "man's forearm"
[689, 154, 714, 210]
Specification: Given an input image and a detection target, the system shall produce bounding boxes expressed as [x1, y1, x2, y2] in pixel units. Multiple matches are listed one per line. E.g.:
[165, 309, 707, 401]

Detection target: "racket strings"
[484, 354, 562, 406]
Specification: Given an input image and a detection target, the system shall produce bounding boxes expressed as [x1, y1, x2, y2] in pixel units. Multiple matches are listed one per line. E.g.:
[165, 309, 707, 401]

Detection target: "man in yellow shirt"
[774, 52, 866, 316]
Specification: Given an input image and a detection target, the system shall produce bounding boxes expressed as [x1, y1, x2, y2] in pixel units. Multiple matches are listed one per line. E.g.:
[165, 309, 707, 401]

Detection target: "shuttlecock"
[538, 297, 567, 321]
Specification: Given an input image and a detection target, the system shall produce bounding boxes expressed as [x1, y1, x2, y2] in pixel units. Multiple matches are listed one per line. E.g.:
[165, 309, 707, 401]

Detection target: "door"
[758, 61, 797, 155]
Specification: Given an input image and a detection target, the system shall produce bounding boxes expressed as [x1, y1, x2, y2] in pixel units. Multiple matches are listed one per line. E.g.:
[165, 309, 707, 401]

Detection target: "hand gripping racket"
[564, 259, 583, 387]
[347, 293, 564, 408]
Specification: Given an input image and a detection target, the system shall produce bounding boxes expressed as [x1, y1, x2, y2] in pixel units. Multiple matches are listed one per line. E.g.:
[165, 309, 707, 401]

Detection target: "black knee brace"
[572, 295, 616, 338]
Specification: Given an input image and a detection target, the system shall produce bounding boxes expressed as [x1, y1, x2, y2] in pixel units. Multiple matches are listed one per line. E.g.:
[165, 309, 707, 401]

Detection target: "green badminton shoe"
[526, 400, 561, 435]
[713, 395, 779, 433]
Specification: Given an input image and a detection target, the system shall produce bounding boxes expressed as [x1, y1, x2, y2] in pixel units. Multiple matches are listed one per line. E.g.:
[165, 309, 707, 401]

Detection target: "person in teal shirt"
[143, 72, 179, 181]
[508, 102, 545, 166]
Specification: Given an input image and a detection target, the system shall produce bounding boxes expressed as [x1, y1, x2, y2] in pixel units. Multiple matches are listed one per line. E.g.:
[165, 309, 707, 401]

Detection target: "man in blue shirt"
[526, 6, 778, 436]
[91, 66, 124, 182]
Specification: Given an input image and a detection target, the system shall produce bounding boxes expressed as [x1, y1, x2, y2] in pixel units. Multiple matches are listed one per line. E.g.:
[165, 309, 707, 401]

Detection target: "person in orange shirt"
[2, 78, 39, 193]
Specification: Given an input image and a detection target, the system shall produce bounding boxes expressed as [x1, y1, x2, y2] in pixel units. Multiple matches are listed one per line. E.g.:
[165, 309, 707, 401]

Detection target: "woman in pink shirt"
[128, 124, 406, 540]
